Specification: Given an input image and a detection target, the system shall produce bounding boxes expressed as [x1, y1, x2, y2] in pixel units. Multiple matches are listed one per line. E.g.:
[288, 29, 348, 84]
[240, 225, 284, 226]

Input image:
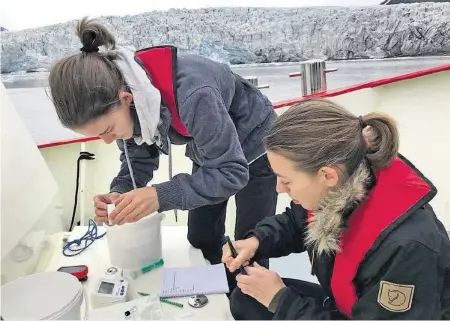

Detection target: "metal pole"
[288, 59, 338, 96]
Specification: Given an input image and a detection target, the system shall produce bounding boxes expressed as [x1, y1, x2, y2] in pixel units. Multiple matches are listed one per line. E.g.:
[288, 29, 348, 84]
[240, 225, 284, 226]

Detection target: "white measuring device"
[90, 266, 129, 309]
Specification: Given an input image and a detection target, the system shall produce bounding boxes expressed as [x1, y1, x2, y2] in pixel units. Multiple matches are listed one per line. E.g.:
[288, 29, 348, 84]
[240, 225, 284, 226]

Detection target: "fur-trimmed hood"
[305, 162, 372, 255]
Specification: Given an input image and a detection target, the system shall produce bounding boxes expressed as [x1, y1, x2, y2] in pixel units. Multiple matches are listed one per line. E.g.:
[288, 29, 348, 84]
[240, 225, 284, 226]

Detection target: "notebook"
[159, 263, 230, 298]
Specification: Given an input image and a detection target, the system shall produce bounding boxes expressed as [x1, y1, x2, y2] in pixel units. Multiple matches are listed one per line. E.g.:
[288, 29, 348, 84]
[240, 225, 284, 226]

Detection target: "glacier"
[1, 3, 450, 73]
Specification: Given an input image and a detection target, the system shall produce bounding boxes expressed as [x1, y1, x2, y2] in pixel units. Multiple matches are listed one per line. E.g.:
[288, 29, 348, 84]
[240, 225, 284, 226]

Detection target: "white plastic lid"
[106, 211, 164, 230]
[46, 284, 82, 320]
[1, 271, 82, 320]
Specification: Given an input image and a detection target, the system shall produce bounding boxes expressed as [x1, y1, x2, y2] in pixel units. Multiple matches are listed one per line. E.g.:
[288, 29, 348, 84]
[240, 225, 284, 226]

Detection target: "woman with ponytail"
[48, 17, 278, 291]
[223, 98, 450, 319]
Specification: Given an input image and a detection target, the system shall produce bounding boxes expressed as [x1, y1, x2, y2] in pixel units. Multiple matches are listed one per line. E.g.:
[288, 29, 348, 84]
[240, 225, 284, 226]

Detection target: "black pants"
[187, 154, 278, 290]
[230, 279, 332, 320]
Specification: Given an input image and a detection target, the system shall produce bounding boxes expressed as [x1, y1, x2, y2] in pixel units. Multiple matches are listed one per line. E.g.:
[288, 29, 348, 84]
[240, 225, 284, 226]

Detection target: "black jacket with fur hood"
[245, 155, 450, 319]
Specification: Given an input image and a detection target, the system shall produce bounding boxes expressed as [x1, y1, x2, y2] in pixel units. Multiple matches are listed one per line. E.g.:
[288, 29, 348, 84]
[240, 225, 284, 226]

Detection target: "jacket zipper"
[310, 250, 315, 276]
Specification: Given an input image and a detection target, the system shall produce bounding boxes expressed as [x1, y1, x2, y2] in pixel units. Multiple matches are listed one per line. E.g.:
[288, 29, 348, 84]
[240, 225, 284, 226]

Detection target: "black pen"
[224, 235, 247, 275]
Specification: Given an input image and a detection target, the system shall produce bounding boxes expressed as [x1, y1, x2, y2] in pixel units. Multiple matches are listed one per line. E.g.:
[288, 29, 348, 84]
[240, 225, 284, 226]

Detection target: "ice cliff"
[1, 3, 450, 73]
[382, 0, 450, 4]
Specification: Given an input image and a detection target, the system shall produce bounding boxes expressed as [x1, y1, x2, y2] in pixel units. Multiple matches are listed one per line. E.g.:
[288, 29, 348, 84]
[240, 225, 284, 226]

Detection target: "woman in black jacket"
[223, 98, 450, 319]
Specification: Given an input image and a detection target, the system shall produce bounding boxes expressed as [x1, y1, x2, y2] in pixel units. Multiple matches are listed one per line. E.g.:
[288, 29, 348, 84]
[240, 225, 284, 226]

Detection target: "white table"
[46, 226, 233, 320]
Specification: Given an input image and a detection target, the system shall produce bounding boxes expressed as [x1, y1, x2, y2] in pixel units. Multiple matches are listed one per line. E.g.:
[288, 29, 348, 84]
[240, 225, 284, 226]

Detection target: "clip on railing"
[288, 59, 338, 96]
[244, 76, 270, 89]
[289, 67, 338, 77]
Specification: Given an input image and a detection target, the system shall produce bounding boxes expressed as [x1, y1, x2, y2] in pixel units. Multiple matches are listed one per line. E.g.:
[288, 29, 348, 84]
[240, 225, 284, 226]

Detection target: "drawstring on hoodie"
[123, 140, 137, 190]
[166, 136, 178, 222]
[123, 137, 178, 222]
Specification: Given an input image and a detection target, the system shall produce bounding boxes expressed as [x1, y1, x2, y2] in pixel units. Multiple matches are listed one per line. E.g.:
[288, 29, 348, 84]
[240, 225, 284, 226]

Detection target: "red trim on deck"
[37, 63, 450, 149]
[38, 136, 100, 149]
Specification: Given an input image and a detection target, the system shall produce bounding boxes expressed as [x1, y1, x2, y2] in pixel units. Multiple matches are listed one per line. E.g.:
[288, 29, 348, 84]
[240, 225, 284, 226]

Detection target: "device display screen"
[58, 266, 85, 273]
[98, 281, 115, 294]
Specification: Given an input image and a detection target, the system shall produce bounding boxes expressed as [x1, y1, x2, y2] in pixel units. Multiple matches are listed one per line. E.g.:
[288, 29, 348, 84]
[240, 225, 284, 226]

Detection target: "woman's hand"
[222, 237, 260, 272]
[236, 262, 286, 307]
[109, 187, 159, 225]
[93, 192, 120, 223]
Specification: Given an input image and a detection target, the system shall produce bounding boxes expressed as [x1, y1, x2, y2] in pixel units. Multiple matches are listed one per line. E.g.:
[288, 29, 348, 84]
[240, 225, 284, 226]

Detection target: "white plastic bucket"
[1, 271, 84, 320]
[106, 212, 165, 270]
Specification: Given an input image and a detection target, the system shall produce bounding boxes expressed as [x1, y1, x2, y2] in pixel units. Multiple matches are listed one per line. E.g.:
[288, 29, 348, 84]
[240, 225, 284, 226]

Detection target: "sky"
[0, 0, 381, 31]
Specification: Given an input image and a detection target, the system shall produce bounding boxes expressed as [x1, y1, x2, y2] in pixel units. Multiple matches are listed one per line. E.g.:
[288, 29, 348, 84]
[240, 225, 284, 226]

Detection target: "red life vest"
[307, 157, 432, 317]
[135, 45, 191, 137]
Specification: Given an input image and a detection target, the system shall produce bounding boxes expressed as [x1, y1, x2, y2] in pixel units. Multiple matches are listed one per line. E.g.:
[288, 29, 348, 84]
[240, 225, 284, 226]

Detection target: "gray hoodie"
[110, 52, 277, 212]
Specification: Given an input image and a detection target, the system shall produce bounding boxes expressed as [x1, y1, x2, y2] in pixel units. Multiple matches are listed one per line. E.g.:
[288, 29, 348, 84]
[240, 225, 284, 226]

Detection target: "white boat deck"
[32, 65, 450, 232]
[41, 65, 450, 283]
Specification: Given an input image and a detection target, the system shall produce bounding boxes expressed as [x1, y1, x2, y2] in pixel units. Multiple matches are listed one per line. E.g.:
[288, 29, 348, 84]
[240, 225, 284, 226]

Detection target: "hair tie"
[358, 116, 366, 129]
[80, 46, 99, 53]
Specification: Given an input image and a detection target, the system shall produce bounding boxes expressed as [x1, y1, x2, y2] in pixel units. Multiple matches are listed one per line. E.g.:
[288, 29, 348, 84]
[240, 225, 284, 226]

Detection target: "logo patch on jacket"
[377, 281, 415, 312]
